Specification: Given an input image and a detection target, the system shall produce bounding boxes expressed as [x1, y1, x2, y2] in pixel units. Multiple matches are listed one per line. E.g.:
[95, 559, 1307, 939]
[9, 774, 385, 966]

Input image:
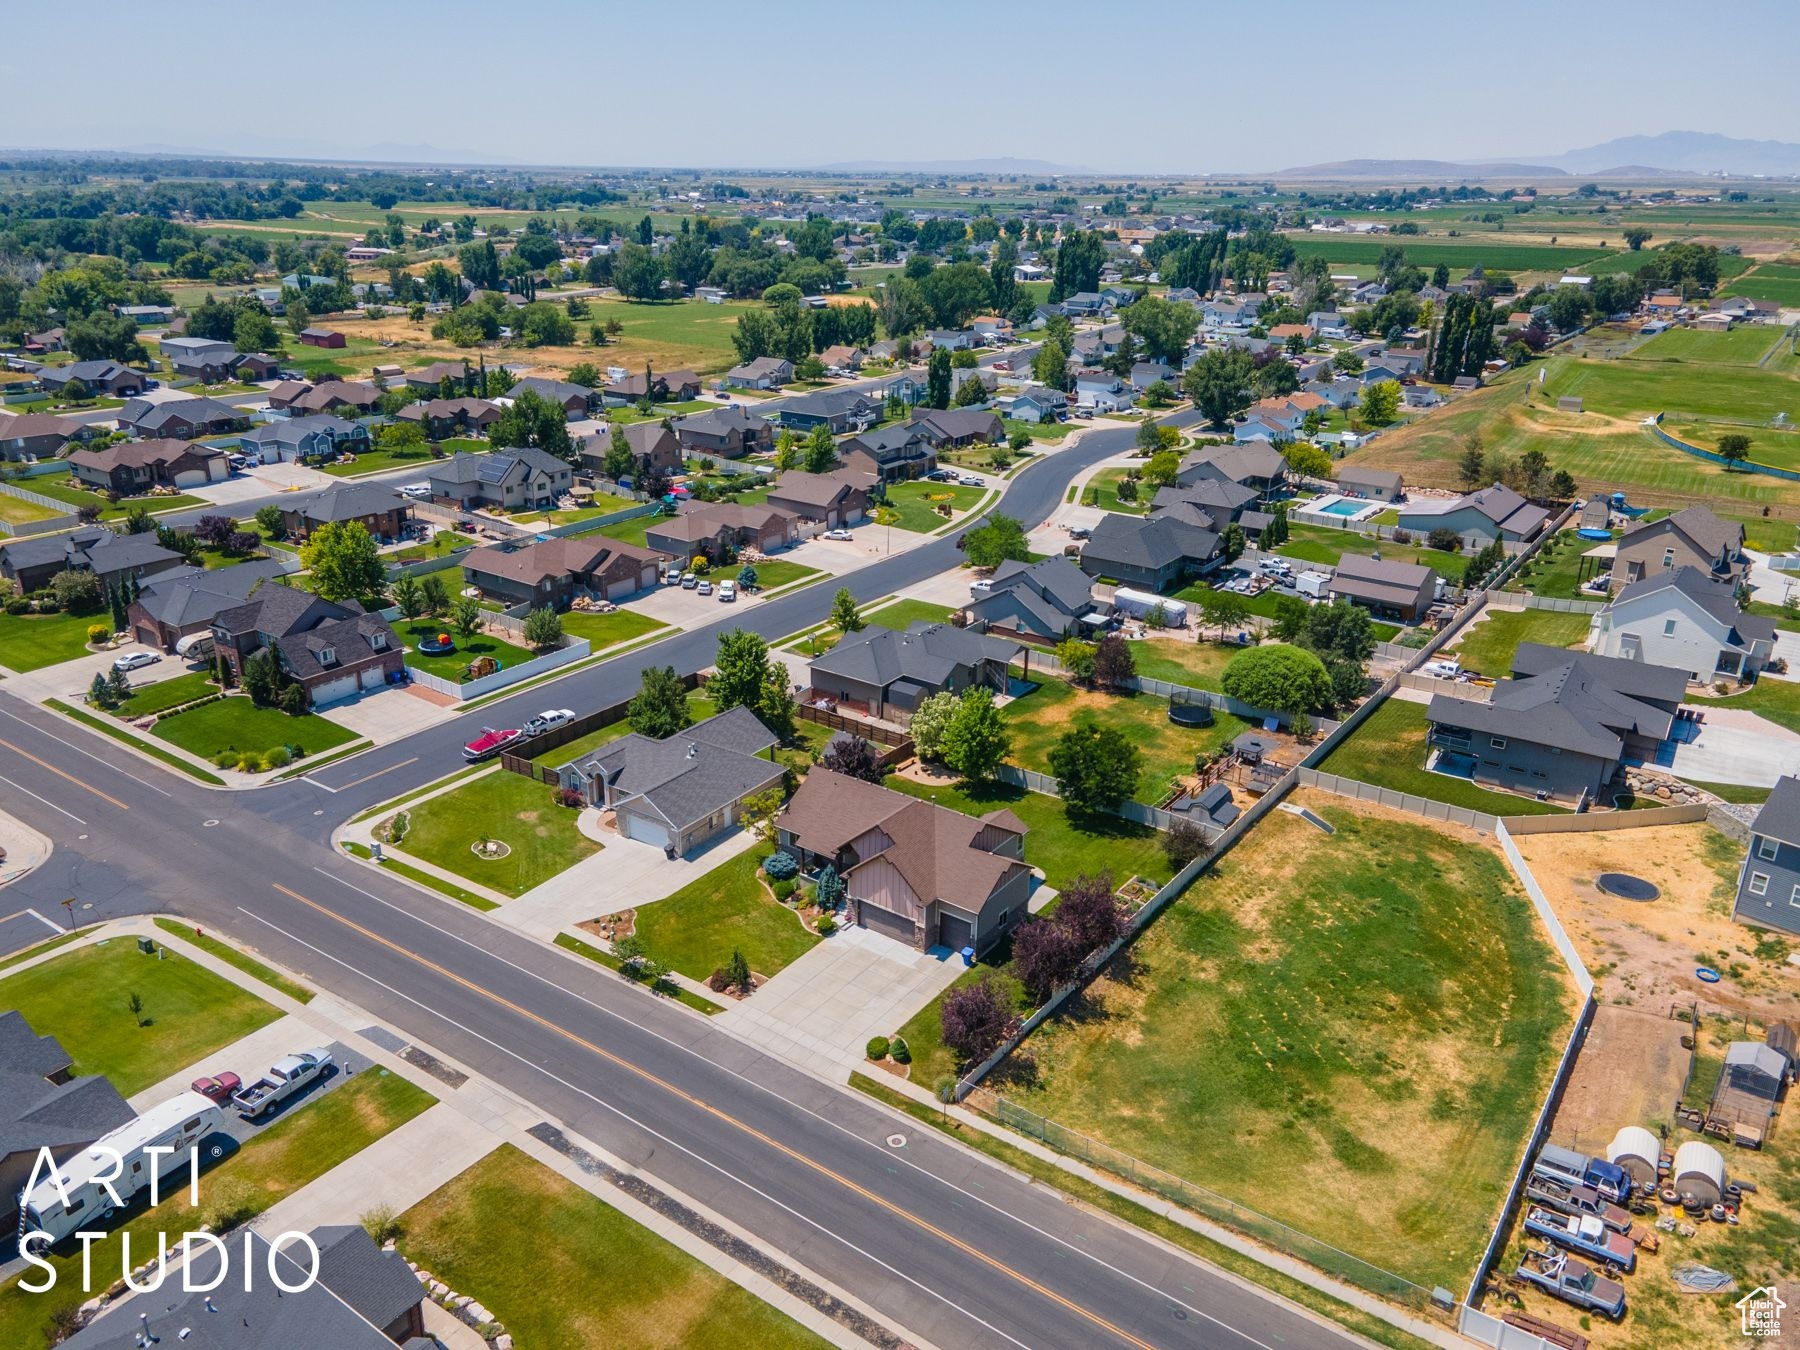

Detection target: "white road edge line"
[309, 865, 1276, 1350]
[235, 904, 1034, 1350]
[0, 772, 88, 825]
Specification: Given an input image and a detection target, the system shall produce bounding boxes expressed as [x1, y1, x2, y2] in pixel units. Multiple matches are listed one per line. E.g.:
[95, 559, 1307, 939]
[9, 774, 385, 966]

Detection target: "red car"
[191, 1071, 242, 1104]
[462, 727, 522, 763]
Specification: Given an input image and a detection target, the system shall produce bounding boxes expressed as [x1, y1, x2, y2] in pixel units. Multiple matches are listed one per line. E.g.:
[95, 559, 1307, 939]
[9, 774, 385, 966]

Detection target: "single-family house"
[965, 555, 1099, 640]
[396, 396, 502, 439]
[1424, 643, 1686, 804]
[809, 620, 1021, 722]
[404, 360, 478, 392]
[999, 385, 1068, 425]
[840, 422, 938, 484]
[232, 352, 281, 380]
[1074, 371, 1135, 412]
[298, 327, 346, 348]
[765, 467, 874, 527]
[1061, 292, 1110, 318]
[1176, 443, 1290, 501]
[644, 501, 798, 560]
[775, 389, 881, 434]
[0, 412, 85, 462]
[159, 335, 235, 367]
[602, 367, 701, 406]
[238, 414, 369, 464]
[724, 356, 794, 390]
[1734, 775, 1800, 937]
[777, 769, 1033, 955]
[1335, 466, 1403, 502]
[288, 379, 382, 417]
[1079, 511, 1221, 590]
[508, 376, 599, 417]
[1614, 505, 1746, 586]
[462, 535, 664, 608]
[671, 404, 775, 458]
[1150, 479, 1260, 533]
[558, 706, 783, 855]
[581, 420, 682, 482]
[1128, 360, 1179, 392]
[126, 557, 288, 652]
[1308, 311, 1347, 339]
[926, 329, 977, 352]
[0, 1012, 134, 1233]
[1589, 566, 1776, 683]
[211, 585, 402, 707]
[872, 372, 925, 406]
[117, 394, 247, 440]
[426, 446, 572, 512]
[116, 303, 175, 326]
[0, 526, 183, 593]
[67, 438, 230, 493]
[38, 360, 147, 397]
[912, 407, 1004, 449]
[818, 344, 864, 374]
[265, 379, 315, 411]
[1326, 553, 1438, 621]
[1394, 483, 1548, 550]
[278, 482, 412, 543]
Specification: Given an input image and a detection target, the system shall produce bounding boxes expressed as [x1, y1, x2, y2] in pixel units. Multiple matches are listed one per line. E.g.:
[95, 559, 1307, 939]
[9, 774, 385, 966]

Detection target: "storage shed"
[1672, 1140, 1727, 1206]
[1767, 1021, 1797, 1079]
[1605, 1125, 1661, 1188]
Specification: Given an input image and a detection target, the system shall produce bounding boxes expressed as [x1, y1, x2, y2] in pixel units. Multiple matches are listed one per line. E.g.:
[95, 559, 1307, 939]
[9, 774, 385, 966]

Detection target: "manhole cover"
[1597, 872, 1660, 902]
[886, 1133, 907, 1149]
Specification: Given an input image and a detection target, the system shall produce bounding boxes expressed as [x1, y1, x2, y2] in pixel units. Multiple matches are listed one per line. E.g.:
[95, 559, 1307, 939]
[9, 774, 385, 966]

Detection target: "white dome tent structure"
[1606, 1125, 1661, 1189]
[1671, 1140, 1727, 1207]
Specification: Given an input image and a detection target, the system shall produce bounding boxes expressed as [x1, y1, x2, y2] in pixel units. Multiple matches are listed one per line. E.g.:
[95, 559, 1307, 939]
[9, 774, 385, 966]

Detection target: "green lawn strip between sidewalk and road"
[343, 841, 501, 912]
[47, 699, 229, 785]
[553, 933, 724, 1014]
[152, 917, 314, 1004]
[630, 843, 819, 982]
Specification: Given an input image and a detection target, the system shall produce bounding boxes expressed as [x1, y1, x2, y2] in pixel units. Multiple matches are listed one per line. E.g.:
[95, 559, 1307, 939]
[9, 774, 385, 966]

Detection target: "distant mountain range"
[810, 157, 1081, 176]
[1278, 132, 1800, 180]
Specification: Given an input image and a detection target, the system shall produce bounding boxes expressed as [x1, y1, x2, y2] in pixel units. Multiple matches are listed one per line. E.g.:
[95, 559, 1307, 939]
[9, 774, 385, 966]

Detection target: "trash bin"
[959, 946, 975, 967]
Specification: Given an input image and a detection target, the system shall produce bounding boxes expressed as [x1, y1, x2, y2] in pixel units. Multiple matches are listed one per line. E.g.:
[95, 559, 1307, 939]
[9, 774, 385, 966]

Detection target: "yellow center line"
[271, 883, 1154, 1349]
[0, 737, 130, 811]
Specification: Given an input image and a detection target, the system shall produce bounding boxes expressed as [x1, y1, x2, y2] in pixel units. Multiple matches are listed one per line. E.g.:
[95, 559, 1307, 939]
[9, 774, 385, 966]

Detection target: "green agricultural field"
[0, 937, 280, 1095]
[1630, 324, 1784, 367]
[577, 298, 760, 375]
[631, 843, 819, 982]
[400, 1144, 831, 1350]
[1443, 607, 1593, 676]
[1316, 698, 1563, 816]
[152, 696, 356, 762]
[993, 796, 1573, 1292]
[401, 768, 599, 895]
[1723, 269, 1800, 308]
[1282, 235, 1617, 272]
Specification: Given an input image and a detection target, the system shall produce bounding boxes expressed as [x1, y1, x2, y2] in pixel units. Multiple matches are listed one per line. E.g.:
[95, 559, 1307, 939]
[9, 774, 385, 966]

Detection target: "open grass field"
[631, 842, 820, 982]
[399, 1144, 831, 1350]
[152, 694, 357, 761]
[401, 768, 599, 896]
[399, 619, 535, 680]
[1002, 677, 1244, 800]
[1630, 324, 1784, 366]
[0, 1068, 434, 1348]
[0, 936, 280, 1095]
[1443, 607, 1593, 676]
[1722, 268, 1800, 307]
[993, 794, 1574, 1292]
[0, 608, 100, 671]
[881, 480, 987, 532]
[1282, 234, 1619, 272]
[1316, 697, 1565, 816]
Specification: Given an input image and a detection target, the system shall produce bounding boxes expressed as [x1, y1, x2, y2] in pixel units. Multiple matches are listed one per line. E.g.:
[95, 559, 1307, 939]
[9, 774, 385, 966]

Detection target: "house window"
[1749, 872, 1769, 896]
[1489, 736, 1507, 750]
[370, 631, 387, 650]
[1791, 883, 1800, 908]
[1758, 836, 1779, 861]
[1663, 619, 1678, 636]
[1661, 548, 1675, 570]
[318, 646, 336, 665]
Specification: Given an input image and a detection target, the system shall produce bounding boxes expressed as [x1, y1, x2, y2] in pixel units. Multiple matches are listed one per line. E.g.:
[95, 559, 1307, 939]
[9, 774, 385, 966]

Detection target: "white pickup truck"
[232, 1048, 334, 1119]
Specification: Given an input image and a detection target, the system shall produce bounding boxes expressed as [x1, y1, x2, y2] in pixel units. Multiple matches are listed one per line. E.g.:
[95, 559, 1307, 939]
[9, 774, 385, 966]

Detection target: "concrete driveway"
[500, 824, 757, 940]
[320, 682, 459, 746]
[188, 461, 339, 506]
[2, 641, 188, 700]
[714, 924, 966, 1077]
[1658, 705, 1800, 786]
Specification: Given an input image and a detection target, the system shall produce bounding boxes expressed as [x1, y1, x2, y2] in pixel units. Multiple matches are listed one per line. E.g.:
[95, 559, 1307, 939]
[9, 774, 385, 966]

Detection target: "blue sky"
[5, 0, 1799, 171]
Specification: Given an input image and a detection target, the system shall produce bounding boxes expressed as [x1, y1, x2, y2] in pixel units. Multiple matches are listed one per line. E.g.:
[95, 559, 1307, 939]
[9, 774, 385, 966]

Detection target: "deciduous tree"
[299, 521, 384, 602]
[1047, 725, 1142, 814]
[940, 688, 1009, 781]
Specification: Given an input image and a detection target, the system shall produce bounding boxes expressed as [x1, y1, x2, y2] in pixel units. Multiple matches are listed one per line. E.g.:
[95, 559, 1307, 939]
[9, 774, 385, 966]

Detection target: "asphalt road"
[0, 408, 1372, 1350]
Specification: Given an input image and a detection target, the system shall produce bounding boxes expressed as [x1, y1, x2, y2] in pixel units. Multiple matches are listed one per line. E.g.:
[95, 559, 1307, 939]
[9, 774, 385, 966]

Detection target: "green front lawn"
[152, 695, 358, 761]
[318, 444, 440, 478]
[23, 472, 205, 520]
[0, 609, 103, 671]
[1316, 698, 1564, 815]
[994, 798, 1572, 1292]
[557, 607, 669, 652]
[400, 619, 536, 680]
[152, 918, 313, 1003]
[112, 671, 217, 717]
[1083, 470, 1150, 515]
[631, 843, 819, 981]
[401, 769, 599, 897]
[0, 937, 280, 1096]
[0, 1070, 434, 1348]
[880, 481, 986, 532]
[399, 1144, 831, 1350]
[1444, 608, 1593, 677]
[738, 557, 822, 593]
[866, 598, 955, 630]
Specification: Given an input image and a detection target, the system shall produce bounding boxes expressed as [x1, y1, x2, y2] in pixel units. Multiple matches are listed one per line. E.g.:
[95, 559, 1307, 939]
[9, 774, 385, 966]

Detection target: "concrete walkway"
[502, 825, 757, 939]
[0, 807, 54, 889]
[1661, 704, 1800, 785]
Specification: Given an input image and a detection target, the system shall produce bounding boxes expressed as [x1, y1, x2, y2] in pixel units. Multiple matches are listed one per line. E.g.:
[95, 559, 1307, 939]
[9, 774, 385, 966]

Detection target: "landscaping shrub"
[4, 598, 29, 615]
[889, 1035, 910, 1064]
[866, 1036, 890, 1061]
[262, 746, 292, 770]
[86, 623, 110, 645]
[1426, 527, 1462, 553]
[762, 851, 799, 881]
[235, 751, 261, 772]
[556, 787, 584, 809]
[1220, 643, 1332, 716]
[771, 878, 797, 902]
[816, 914, 836, 935]
[213, 752, 236, 768]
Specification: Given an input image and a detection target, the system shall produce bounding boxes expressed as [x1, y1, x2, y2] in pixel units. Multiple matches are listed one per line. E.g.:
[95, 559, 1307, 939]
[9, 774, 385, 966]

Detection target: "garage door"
[172, 468, 208, 488]
[859, 900, 916, 946]
[937, 912, 974, 953]
[621, 813, 670, 849]
[309, 674, 358, 707]
[358, 666, 387, 691]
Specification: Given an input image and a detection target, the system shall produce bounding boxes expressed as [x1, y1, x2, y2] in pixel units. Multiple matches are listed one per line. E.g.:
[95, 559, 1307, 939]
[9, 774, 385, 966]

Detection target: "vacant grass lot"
[1316, 697, 1564, 816]
[632, 843, 819, 981]
[400, 1144, 831, 1350]
[0, 609, 100, 671]
[0, 937, 279, 1095]
[153, 695, 357, 760]
[400, 619, 535, 680]
[401, 769, 599, 896]
[0, 1070, 433, 1347]
[881, 480, 986, 531]
[995, 796, 1573, 1291]
[1444, 608, 1593, 676]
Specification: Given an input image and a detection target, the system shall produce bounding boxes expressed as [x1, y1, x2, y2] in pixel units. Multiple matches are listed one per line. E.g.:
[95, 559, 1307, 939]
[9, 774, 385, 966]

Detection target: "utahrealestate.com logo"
[1739, 1286, 1786, 1339]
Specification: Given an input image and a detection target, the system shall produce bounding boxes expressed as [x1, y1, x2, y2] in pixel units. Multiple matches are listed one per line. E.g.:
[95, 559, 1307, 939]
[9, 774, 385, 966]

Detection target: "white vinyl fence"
[406, 638, 590, 700]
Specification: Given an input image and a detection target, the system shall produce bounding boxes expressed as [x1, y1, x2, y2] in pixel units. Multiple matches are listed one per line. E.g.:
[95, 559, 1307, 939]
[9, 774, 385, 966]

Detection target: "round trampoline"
[1169, 703, 1215, 728]
[1597, 872, 1660, 901]
[416, 633, 457, 656]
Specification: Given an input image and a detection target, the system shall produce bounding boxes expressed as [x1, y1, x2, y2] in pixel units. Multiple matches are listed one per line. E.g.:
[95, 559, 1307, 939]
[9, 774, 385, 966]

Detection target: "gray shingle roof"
[310, 1225, 428, 1333]
[287, 482, 410, 526]
[987, 555, 1094, 613]
[133, 559, 286, 629]
[1611, 566, 1775, 649]
[1624, 504, 1743, 561]
[0, 1012, 134, 1161]
[571, 706, 782, 831]
[672, 405, 770, 439]
[1750, 775, 1800, 849]
[2, 526, 181, 578]
[1081, 511, 1218, 572]
[811, 621, 1020, 691]
[241, 415, 363, 449]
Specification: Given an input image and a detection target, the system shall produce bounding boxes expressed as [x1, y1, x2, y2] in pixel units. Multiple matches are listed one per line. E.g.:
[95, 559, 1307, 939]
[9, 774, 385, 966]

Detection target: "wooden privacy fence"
[794, 701, 910, 746]
[499, 671, 705, 782]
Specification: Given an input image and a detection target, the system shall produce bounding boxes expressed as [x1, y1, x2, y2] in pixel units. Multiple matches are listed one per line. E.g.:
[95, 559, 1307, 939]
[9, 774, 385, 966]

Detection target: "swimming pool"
[1316, 498, 1366, 517]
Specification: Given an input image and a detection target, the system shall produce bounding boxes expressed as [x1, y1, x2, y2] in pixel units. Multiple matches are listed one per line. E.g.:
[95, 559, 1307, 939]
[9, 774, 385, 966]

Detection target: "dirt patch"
[1552, 1003, 1692, 1148]
[579, 911, 635, 942]
[1514, 823, 1800, 1023]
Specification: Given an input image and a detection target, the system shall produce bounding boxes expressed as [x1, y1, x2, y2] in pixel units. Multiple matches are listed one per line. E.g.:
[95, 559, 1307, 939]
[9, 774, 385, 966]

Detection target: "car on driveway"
[520, 708, 575, 737]
[680, 572, 699, 589]
[399, 483, 432, 500]
[113, 651, 161, 673]
[957, 473, 985, 486]
[696, 579, 714, 596]
[822, 527, 854, 541]
[717, 581, 736, 602]
[190, 1071, 242, 1105]
[462, 727, 522, 762]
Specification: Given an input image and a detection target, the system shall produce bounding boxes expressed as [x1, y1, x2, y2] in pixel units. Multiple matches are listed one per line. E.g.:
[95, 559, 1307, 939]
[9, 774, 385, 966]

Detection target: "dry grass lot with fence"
[986, 792, 1576, 1292]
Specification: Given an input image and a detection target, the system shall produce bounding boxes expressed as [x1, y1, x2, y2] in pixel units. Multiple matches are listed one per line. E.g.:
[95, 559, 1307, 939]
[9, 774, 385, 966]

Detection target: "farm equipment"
[1523, 1206, 1637, 1273]
[1512, 1249, 1627, 1321]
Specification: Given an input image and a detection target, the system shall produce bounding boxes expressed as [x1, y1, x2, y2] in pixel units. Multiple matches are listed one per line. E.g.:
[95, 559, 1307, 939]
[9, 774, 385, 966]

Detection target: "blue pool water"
[1317, 499, 1365, 517]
